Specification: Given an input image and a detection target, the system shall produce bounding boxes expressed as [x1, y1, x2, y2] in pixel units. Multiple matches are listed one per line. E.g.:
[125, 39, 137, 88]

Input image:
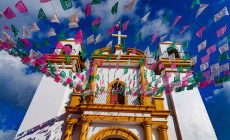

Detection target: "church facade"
[15, 36, 217, 140]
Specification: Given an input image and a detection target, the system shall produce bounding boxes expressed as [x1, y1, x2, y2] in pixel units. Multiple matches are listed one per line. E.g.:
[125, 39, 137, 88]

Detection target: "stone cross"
[112, 31, 127, 45]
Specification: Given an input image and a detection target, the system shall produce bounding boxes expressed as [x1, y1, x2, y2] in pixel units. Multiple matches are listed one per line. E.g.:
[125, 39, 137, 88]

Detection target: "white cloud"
[217, 36, 227, 47]
[205, 81, 230, 102]
[0, 130, 17, 140]
[0, 51, 42, 110]
[169, 31, 192, 43]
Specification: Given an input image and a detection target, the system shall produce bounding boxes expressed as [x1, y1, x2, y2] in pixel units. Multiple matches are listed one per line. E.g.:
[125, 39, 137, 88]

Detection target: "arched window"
[107, 80, 126, 105]
[167, 47, 180, 58]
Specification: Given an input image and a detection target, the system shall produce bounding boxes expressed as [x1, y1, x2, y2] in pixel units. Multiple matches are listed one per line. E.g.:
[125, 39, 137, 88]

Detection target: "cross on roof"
[112, 31, 127, 45]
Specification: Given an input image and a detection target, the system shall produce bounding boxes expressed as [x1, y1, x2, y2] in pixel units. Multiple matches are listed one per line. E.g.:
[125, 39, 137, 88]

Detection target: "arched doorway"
[90, 127, 140, 140]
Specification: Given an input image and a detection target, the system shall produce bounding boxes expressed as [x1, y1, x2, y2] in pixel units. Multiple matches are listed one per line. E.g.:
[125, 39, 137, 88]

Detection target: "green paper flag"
[90, 50, 95, 59]
[60, 70, 66, 78]
[97, 49, 102, 57]
[81, 47, 87, 59]
[218, 52, 229, 62]
[190, 0, 196, 9]
[215, 76, 224, 84]
[162, 11, 170, 24]
[138, 58, 144, 66]
[228, 34, 230, 42]
[111, 2, 119, 15]
[57, 32, 66, 41]
[17, 37, 24, 48]
[174, 76, 180, 82]
[186, 65, 191, 72]
[182, 41, 188, 49]
[65, 54, 70, 63]
[91, 74, 95, 82]
[38, 8, 47, 21]
[151, 70, 154, 77]
[144, 71, 147, 78]
[195, 71, 203, 82]
[43, 38, 50, 47]
[133, 74, 136, 80]
[152, 49, 158, 57]
[188, 77, 194, 83]
[195, 0, 200, 4]
[91, 0, 101, 5]
[34, 41, 41, 50]
[21, 48, 29, 57]
[121, 38, 125, 51]
[187, 85, 193, 90]
[73, 75, 76, 80]
[93, 24, 100, 33]
[106, 54, 111, 61]
[60, 0, 73, 11]
[11, 47, 20, 56]
[124, 66, 128, 74]
[69, 70, 72, 78]
[183, 53, 190, 62]
[96, 74, 100, 81]
[11, 25, 19, 37]
[177, 65, 183, 73]
[78, 67, 81, 74]
[167, 41, 176, 52]
[136, 32, 142, 42]
[152, 75, 156, 82]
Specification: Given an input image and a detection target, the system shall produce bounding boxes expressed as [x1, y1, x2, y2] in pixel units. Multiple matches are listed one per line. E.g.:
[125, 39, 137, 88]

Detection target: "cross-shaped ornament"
[112, 31, 127, 45]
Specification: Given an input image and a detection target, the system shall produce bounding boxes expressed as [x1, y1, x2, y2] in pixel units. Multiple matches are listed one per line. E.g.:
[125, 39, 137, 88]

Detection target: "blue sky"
[0, 0, 230, 139]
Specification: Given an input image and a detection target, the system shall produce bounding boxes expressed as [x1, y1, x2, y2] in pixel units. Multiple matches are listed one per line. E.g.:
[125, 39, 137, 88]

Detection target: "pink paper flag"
[40, 67, 48, 73]
[206, 44, 216, 55]
[100, 59, 103, 66]
[171, 16, 182, 29]
[2, 42, 11, 50]
[56, 41, 63, 49]
[202, 70, 210, 78]
[66, 77, 72, 84]
[80, 74, 85, 81]
[179, 25, 190, 36]
[145, 59, 149, 67]
[63, 46, 72, 54]
[84, 2, 91, 17]
[182, 80, 188, 86]
[21, 56, 31, 63]
[4, 25, 10, 30]
[107, 24, 115, 35]
[171, 62, 176, 70]
[186, 70, 193, 77]
[116, 62, 119, 70]
[109, 63, 111, 70]
[51, 52, 58, 60]
[129, 79, 132, 84]
[151, 31, 158, 44]
[74, 39, 83, 44]
[3, 7, 16, 20]
[122, 19, 130, 31]
[151, 62, 155, 70]
[92, 16, 101, 25]
[21, 38, 32, 47]
[89, 68, 93, 75]
[199, 80, 208, 88]
[132, 46, 136, 55]
[34, 59, 47, 66]
[164, 76, 169, 82]
[134, 91, 138, 96]
[196, 26, 206, 38]
[93, 59, 97, 66]
[133, 80, 135, 87]
[159, 62, 164, 70]
[15, 0, 28, 13]
[40, 0, 51, 3]
[54, 74, 61, 83]
[165, 84, 172, 94]
[43, 54, 50, 60]
[75, 72, 80, 78]
[216, 24, 227, 38]
[133, 67, 136, 74]
[201, 54, 209, 63]
[75, 29, 83, 39]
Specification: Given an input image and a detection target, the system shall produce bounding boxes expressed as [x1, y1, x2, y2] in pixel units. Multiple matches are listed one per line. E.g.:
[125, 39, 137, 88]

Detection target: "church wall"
[55, 40, 82, 55]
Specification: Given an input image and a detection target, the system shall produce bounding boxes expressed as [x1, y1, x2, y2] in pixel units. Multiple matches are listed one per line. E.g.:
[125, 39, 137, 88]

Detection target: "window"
[61, 44, 73, 54]
[109, 82, 125, 104]
[167, 47, 180, 58]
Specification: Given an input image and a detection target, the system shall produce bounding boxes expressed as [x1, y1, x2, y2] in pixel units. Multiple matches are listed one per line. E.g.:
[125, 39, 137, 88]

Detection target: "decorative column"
[142, 121, 153, 140]
[79, 117, 91, 140]
[86, 64, 98, 104]
[140, 65, 151, 105]
[63, 117, 78, 140]
[90, 64, 98, 91]
[157, 125, 168, 140]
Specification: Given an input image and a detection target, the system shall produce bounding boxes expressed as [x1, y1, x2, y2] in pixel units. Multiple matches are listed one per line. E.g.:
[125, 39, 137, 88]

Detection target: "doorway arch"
[90, 127, 140, 140]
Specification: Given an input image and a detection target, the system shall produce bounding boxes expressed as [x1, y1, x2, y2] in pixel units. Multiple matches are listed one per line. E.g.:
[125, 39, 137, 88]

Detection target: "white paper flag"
[106, 40, 113, 49]
[124, 0, 135, 11]
[62, 62, 66, 69]
[160, 35, 167, 42]
[218, 43, 229, 54]
[47, 28, 56, 37]
[22, 26, 30, 38]
[69, 12, 79, 22]
[198, 40, 206, 52]
[190, 56, 197, 65]
[127, 58, 131, 65]
[212, 70, 220, 77]
[214, 7, 229, 22]
[210, 62, 219, 73]
[200, 61, 209, 71]
[169, 53, 175, 62]
[2, 31, 11, 40]
[50, 13, 60, 23]
[144, 46, 150, 56]
[117, 52, 121, 60]
[94, 33, 101, 45]
[87, 34, 94, 45]
[141, 12, 150, 24]
[0, 12, 3, 18]
[7, 38, 16, 47]
[196, 4, 209, 18]
[85, 58, 90, 69]
[219, 62, 229, 72]
[69, 21, 78, 28]
[54, 63, 59, 71]
[29, 22, 40, 32]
